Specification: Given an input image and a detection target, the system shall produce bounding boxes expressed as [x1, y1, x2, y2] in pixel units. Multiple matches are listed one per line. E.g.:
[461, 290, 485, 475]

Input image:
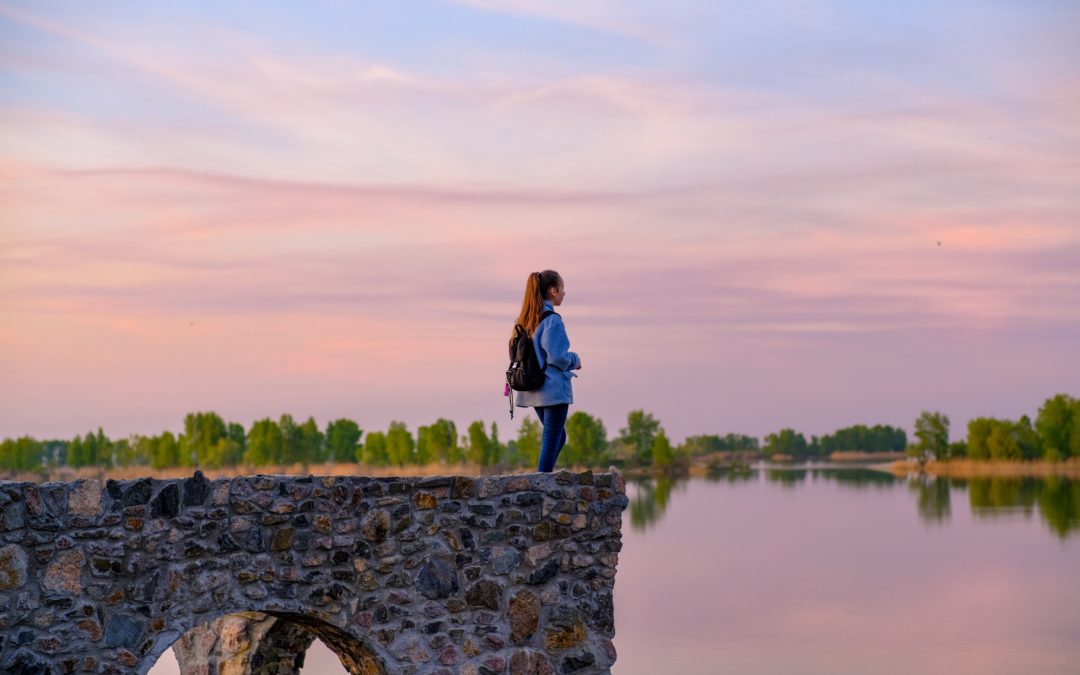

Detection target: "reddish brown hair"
[512, 270, 562, 340]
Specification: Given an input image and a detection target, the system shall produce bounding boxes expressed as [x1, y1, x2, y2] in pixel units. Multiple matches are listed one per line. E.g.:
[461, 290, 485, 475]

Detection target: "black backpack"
[505, 310, 556, 418]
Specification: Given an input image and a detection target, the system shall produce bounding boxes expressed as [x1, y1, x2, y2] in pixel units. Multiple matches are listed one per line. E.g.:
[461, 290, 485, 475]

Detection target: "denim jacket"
[514, 301, 580, 408]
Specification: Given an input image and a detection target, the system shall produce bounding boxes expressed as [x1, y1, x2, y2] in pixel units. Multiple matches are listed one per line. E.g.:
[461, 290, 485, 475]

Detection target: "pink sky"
[1, 1, 1078, 442]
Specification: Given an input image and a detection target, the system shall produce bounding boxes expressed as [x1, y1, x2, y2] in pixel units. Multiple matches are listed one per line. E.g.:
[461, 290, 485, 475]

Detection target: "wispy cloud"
[1, 1, 1078, 439]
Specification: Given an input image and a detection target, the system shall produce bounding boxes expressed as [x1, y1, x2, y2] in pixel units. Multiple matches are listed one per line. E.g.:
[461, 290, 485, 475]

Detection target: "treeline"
[0, 408, 729, 475]
[961, 394, 1079, 461]
[761, 394, 1079, 463]
[0, 411, 611, 474]
[905, 394, 1079, 463]
[3, 393, 1075, 474]
[760, 424, 908, 459]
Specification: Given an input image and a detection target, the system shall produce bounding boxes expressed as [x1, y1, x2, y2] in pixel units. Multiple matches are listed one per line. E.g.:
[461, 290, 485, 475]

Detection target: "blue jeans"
[535, 404, 569, 472]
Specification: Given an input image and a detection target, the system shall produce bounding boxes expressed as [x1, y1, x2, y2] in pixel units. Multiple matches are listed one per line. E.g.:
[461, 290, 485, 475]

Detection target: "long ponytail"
[512, 270, 561, 340]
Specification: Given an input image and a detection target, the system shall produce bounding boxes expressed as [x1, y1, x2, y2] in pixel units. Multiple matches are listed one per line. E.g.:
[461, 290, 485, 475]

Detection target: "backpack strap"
[538, 309, 559, 369]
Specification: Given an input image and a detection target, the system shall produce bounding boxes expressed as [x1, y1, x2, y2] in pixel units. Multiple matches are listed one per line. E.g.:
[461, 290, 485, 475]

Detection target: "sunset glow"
[2, 1, 1078, 441]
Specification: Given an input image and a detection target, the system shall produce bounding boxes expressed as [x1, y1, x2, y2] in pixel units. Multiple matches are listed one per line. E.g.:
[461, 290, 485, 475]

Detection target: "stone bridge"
[0, 470, 628, 674]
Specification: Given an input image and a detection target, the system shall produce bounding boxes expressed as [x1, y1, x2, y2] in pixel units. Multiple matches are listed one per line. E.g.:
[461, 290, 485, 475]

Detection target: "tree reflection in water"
[812, 468, 898, 490]
[957, 475, 1080, 540]
[763, 469, 808, 488]
[1037, 477, 1080, 539]
[910, 476, 951, 524]
[704, 466, 756, 484]
[629, 476, 687, 531]
[966, 477, 1038, 517]
[625, 469, 1079, 539]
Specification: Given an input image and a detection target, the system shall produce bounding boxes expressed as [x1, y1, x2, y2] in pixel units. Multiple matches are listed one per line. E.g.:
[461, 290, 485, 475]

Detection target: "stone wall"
[0, 470, 627, 674]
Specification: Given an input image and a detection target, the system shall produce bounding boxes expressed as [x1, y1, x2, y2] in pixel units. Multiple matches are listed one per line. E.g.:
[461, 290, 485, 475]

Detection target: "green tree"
[516, 418, 541, 469]
[619, 410, 660, 466]
[67, 435, 86, 468]
[564, 412, 608, 467]
[818, 424, 907, 455]
[69, 429, 111, 469]
[680, 433, 759, 455]
[69, 429, 108, 469]
[148, 431, 181, 469]
[465, 421, 491, 465]
[227, 423, 247, 463]
[948, 440, 968, 458]
[763, 428, 807, 458]
[182, 412, 228, 468]
[211, 436, 244, 468]
[278, 414, 301, 465]
[246, 418, 283, 466]
[425, 418, 460, 464]
[680, 435, 722, 456]
[1036, 394, 1080, 461]
[416, 424, 435, 465]
[971, 417, 1040, 461]
[486, 422, 503, 466]
[914, 411, 951, 461]
[386, 421, 415, 466]
[326, 419, 362, 464]
[112, 438, 136, 468]
[297, 416, 324, 468]
[967, 418, 995, 460]
[362, 431, 388, 466]
[1015, 416, 1041, 460]
[725, 433, 759, 450]
[987, 422, 1021, 461]
[651, 430, 674, 472]
[0, 438, 12, 473]
[0, 437, 43, 473]
[24, 436, 44, 471]
[82, 428, 112, 469]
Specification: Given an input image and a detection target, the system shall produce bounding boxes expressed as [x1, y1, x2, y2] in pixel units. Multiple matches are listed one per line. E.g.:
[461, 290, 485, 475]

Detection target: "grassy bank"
[884, 458, 1080, 478]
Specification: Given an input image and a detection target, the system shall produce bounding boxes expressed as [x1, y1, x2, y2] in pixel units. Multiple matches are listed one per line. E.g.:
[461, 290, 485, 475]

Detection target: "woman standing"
[511, 270, 582, 472]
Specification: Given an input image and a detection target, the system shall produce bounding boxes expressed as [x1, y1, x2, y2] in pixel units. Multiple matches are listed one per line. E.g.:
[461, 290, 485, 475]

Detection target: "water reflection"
[900, 474, 1080, 538]
[910, 476, 951, 524]
[953, 476, 1080, 540]
[629, 476, 685, 531]
[629, 468, 1079, 539]
[763, 468, 808, 488]
[704, 461, 755, 484]
[812, 468, 898, 489]
[1038, 477, 1080, 539]
[616, 472, 1080, 675]
[967, 477, 1037, 517]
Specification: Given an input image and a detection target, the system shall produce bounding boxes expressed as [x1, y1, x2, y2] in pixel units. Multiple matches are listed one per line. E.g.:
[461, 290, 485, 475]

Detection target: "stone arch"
[163, 610, 385, 675]
[137, 592, 393, 675]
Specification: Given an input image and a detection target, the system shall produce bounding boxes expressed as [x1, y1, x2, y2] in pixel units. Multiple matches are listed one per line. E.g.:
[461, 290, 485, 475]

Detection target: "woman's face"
[548, 280, 566, 306]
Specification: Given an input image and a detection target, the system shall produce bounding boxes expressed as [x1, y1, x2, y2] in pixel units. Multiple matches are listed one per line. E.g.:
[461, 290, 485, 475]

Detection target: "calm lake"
[150, 468, 1080, 674]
